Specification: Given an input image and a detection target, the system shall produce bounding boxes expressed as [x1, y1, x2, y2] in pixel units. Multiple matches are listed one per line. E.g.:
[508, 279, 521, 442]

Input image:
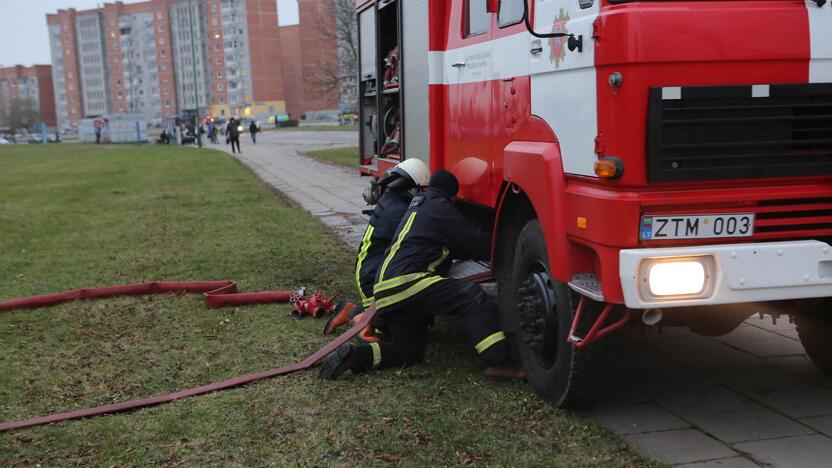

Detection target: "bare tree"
[0, 97, 40, 132]
[308, 0, 358, 112]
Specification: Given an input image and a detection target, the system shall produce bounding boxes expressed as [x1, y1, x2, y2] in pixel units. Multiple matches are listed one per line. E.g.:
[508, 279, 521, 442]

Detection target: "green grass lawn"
[306, 146, 359, 168]
[0, 144, 650, 466]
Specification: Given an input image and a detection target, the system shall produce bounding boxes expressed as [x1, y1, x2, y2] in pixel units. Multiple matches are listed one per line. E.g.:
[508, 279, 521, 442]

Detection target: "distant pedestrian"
[94, 125, 101, 144]
[249, 120, 258, 144]
[227, 118, 241, 154]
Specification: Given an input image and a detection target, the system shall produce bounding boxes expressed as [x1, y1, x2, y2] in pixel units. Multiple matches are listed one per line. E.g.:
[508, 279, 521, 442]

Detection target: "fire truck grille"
[754, 197, 832, 240]
[646, 83, 832, 183]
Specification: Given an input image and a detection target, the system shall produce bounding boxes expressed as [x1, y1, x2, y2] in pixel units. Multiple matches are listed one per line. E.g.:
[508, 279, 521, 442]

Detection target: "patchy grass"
[306, 146, 359, 168]
[0, 144, 652, 466]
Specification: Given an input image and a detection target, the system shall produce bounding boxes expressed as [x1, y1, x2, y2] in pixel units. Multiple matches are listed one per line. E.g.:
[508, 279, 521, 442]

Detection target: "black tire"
[795, 298, 832, 374]
[512, 220, 604, 408]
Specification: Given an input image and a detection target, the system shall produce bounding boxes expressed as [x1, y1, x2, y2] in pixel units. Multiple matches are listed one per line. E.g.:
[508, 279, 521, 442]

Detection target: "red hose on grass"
[0, 280, 299, 311]
[0, 281, 375, 432]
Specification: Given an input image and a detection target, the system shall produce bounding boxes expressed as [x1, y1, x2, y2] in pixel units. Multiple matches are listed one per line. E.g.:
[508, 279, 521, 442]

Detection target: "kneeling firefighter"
[323, 159, 430, 336]
[321, 169, 524, 379]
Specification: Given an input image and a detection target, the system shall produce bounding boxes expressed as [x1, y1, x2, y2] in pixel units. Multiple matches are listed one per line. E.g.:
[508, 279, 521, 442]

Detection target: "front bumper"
[619, 240, 832, 309]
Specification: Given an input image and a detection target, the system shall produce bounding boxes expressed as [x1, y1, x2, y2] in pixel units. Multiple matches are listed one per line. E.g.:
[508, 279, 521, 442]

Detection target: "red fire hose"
[0, 281, 376, 432]
[0, 280, 301, 312]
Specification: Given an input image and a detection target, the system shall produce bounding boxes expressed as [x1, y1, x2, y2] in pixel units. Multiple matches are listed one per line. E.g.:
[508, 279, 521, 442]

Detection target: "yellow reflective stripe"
[374, 272, 429, 294]
[354, 225, 375, 305]
[475, 331, 507, 354]
[378, 212, 417, 282]
[427, 247, 450, 273]
[370, 342, 381, 368]
[362, 297, 374, 307]
[375, 275, 445, 310]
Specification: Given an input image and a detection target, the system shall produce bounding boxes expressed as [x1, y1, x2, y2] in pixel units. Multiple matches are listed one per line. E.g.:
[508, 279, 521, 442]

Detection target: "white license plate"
[640, 213, 755, 240]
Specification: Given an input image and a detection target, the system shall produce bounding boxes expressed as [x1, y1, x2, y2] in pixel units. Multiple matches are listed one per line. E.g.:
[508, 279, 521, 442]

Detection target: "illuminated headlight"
[638, 256, 715, 300]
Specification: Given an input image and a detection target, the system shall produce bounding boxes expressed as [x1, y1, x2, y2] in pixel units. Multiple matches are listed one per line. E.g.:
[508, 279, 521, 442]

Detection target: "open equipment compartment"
[357, 0, 429, 176]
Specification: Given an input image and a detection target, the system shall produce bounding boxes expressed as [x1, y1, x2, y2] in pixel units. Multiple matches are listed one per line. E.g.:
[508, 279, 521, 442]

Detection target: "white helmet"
[391, 158, 430, 188]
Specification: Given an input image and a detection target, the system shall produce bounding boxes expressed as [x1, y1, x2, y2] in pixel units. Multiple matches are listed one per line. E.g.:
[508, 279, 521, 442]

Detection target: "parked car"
[0, 137, 10, 145]
[28, 134, 42, 144]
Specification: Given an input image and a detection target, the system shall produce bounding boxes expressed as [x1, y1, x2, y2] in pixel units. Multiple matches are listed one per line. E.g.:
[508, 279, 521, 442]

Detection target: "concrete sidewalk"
[216, 130, 368, 247]
[217, 130, 832, 467]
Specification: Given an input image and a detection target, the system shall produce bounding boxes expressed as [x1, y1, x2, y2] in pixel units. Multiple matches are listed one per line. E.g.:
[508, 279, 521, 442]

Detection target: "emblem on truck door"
[549, 8, 571, 68]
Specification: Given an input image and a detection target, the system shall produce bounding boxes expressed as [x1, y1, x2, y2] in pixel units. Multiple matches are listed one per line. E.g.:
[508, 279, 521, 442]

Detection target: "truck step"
[568, 274, 604, 302]
[448, 260, 490, 279]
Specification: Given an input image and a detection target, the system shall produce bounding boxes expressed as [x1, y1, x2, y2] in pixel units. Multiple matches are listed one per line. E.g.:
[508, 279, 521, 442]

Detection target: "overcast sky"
[0, 0, 300, 68]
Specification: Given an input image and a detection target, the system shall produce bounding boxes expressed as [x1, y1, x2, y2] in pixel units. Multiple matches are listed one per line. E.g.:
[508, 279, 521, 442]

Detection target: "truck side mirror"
[486, 0, 499, 13]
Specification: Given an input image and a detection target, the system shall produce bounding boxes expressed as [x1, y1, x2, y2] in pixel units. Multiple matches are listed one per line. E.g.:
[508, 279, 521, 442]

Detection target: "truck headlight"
[638, 256, 715, 300]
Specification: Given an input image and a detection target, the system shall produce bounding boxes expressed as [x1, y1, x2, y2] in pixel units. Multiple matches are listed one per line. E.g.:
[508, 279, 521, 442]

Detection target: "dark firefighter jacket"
[355, 187, 414, 307]
[372, 187, 491, 311]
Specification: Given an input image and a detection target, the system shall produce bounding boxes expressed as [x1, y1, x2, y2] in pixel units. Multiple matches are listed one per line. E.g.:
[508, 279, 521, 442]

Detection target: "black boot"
[319, 343, 373, 379]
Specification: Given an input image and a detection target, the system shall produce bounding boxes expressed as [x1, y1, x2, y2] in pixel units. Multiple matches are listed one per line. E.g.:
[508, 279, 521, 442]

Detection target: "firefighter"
[322, 159, 430, 336]
[320, 170, 524, 379]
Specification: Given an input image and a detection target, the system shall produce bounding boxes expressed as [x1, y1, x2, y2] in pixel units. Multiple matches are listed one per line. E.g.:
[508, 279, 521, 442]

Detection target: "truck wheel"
[795, 299, 832, 374]
[513, 220, 603, 408]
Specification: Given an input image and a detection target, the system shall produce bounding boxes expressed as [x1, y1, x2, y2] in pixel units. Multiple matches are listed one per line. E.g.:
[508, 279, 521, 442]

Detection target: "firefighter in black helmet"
[320, 169, 523, 379]
[323, 159, 430, 335]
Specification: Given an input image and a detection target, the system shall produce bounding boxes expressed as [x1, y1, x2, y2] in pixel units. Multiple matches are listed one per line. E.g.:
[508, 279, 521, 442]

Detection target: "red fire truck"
[356, 0, 832, 406]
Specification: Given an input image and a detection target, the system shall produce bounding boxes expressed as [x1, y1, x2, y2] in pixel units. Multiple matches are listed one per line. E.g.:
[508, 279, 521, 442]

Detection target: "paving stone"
[744, 315, 799, 333]
[624, 364, 717, 394]
[719, 336, 806, 358]
[678, 457, 760, 468]
[645, 334, 738, 356]
[623, 429, 736, 465]
[686, 407, 813, 443]
[716, 324, 786, 342]
[663, 348, 770, 373]
[801, 415, 832, 437]
[734, 434, 832, 468]
[583, 402, 689, 435]
[320, 216, 352, 227]
[715, 368, 832, 418]
[653, 386, 760, 417]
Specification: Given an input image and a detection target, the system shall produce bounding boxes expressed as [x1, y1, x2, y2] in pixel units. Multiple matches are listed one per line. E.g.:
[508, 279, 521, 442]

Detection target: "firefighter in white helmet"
[323, 158, 430, 335]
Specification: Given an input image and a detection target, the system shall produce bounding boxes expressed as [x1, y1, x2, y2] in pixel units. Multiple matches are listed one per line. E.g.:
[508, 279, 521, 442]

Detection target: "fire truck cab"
[356, 0, 832, 406]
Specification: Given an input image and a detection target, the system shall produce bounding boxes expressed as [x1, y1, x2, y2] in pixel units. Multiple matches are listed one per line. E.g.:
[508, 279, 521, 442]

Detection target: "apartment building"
[46, 0, 288, 130]
[0, 65, 57, 128]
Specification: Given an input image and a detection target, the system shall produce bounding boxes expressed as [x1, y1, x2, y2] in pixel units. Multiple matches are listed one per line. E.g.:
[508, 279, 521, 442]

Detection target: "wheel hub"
[517, 270, 559, 368]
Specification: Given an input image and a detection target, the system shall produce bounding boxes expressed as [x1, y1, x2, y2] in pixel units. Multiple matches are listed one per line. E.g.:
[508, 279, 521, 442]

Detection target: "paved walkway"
[215, 131, 832, 467]
[215, 130, 367, 247]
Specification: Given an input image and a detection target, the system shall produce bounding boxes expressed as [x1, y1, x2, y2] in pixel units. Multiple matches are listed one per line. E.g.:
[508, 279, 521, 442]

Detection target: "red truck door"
[444, 0, 494, 203]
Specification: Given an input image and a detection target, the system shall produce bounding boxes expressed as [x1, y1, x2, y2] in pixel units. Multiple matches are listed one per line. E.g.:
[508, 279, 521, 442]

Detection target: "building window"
[217, 83, 223, 91]
[216, 70, 222, 78]
[165, 100, 170, 108]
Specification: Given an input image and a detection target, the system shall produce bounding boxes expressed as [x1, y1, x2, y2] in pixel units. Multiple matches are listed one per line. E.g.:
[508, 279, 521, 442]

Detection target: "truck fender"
[500, 141, 572, 283]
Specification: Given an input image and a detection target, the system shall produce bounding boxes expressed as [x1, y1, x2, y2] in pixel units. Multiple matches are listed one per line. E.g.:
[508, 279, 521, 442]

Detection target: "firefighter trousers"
[356, 278, 509, 371]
